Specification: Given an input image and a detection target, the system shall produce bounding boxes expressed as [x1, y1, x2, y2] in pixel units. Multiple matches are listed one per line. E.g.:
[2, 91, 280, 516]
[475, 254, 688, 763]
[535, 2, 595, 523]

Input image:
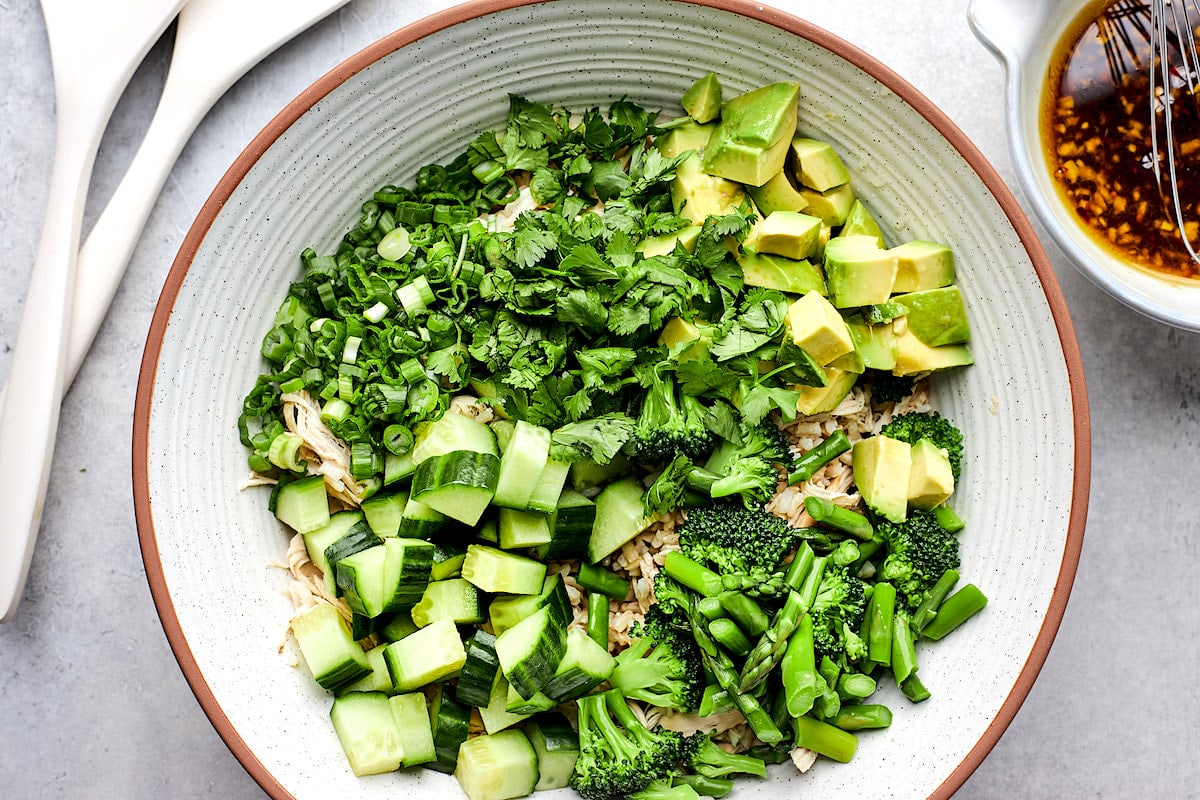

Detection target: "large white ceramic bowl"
[970, 0, 1200, 331]
[133, 1, 1090, 799]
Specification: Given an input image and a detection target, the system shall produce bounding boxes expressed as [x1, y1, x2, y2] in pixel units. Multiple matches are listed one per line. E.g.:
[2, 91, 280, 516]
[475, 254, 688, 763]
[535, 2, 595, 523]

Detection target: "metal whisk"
[1148, 0, 1200, 265]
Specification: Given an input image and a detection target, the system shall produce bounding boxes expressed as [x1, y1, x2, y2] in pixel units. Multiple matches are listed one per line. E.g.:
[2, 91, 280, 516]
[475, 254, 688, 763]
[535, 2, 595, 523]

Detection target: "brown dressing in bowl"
[1044, 0, 1200, 279]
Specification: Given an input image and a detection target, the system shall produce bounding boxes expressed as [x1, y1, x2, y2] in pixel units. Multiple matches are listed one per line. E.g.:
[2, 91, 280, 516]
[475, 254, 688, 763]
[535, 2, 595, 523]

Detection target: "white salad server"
[0, 0, 184, 623]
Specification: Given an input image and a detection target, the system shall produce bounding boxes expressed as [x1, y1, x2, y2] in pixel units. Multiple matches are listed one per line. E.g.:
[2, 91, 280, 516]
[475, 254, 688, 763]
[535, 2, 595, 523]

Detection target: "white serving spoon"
[0, 0, 184, 623]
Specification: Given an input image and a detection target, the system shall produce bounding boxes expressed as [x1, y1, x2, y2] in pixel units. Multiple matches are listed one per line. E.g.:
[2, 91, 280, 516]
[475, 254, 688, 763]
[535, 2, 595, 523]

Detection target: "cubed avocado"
[890, 240, 956, 292]
[746, 170, 810, 215]
[784, 290, 855, 365]
[827, 347, 864, 374]
[681, 72, 723, 124]
[839, 199, 886, 247]
[776, 338, 829, 387]
[701, 81, 801, 187]
[745, 211, 823, 260]
[895, 286, 970, 346]
[790, 136, 851, 191]
[794, 366, 858, 416]
[671, 153, 746, 223]
[656, 120, 716, 158]
[852, 435, 912, 523]
[637, 225, 702, 258]
[658, 316, 712, 361]
[737, 250, 827, 295]
[822, 236, 898, 308]
[798, 182, 857, 226]
[891, 326, 974, 376]
[844, 317, 897, 371]
[907, 439, 955, 510]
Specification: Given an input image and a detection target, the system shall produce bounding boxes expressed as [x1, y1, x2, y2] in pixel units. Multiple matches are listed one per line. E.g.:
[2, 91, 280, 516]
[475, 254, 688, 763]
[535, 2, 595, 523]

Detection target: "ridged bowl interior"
[134, 2, 1088, 799]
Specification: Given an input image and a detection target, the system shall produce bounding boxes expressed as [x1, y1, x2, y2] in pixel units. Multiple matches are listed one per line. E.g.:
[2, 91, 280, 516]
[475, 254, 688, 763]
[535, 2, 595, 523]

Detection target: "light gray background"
[1, 0, 1197, 797]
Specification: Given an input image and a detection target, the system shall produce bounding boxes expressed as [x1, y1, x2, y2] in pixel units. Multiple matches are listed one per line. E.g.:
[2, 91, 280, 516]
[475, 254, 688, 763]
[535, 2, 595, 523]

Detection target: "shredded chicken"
[280, 389, 368, 506]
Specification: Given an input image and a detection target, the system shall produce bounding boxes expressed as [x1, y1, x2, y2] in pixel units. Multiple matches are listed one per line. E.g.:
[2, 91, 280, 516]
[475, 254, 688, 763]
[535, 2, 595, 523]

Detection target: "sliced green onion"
[316, 281, 337, 311]
[398, 358, 427, 384]
[309, 317, 328, 333]
[471, 159, 505, 184]
[377, 226, 412, 261]
[320, 397, 352, 425]
[267, 432, 306, 472]
[382, 424, 414, 455]
[278, 376, 306, 394]
[396, 275, 435, 314]
[349, 442, 381, 480]
[260, 326, 293, 362]
[363, 301, 389, 323]
[394, 201, 433, 226]
[341, 335, 362, 364]
[337, 374, 355, 401]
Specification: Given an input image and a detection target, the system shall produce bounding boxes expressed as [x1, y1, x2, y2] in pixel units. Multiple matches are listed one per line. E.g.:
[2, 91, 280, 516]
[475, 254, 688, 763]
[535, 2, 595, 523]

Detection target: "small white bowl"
[971, 0, 1200, 331]
[134, 1, 1089, 799]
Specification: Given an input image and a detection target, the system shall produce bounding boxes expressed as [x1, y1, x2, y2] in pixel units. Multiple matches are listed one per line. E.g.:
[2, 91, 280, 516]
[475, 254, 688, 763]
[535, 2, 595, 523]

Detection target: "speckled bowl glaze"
[133, 1, 1089, 798]
[970, 0, 1200, 331]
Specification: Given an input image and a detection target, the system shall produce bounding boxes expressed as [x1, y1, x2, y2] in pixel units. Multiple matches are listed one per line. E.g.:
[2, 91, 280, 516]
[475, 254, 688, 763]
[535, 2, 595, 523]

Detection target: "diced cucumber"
[497, 507, 553, 550]
[494, 605, 567, 700]
[540, 627, 617, 702]
[412, 410, 499, 464]
[430, 541, 469, 580]
[476, 516, 499, 544]
[526, 714, 581, 791]
[360, 490, 408, 537]
[453, 729, 539, 800]
[411, 450, 501, 527]
[587, 475, 653, 563]
[330, 691, 404, 775]
[303, 511, 365, 597]
[569, 455, 631, 493]
[504, 682, 556, 715]
[335, 544, 392, 618]
[340, 643, 394, 696]
[411, 578, 484, 627]
[388, 692, 437, 767]
[534, 489, 596, 560]
[489, 573, 572, 635]
[462, 544, 546, 595]
[379, 609, 418, 642]
[383, 450, 417, 485]
[492, 420, 552, 509]
[382, 537, 435, 612]
[527, 459, 571, 514]
[456, 629, 501, 708]
[398, 494, 448, 539]
[383, 618, 467, 692]
[323, 520, 383, 583]
[479, 672, 533, 734]
[349, 612, 379, 642]
[290, 603, 371, 692]
[274, 475, 330, 533]
[428, 684, 471, 774]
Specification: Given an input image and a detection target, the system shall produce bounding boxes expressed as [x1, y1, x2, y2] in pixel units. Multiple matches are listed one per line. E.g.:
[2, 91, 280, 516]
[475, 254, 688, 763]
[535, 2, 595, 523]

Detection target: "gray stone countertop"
[1, 1, 1197, 797]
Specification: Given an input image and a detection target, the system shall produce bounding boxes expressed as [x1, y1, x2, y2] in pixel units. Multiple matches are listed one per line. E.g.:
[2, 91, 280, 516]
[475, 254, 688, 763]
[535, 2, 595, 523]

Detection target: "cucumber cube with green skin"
[411, 578, 485, 627]
[274, 474, 330, 533]
[302, 511, 365, 598]
[330, 692, 405, 776]
[411, 450, 501, 527]
[526, 715, 581, 791]
[497, 507, 553, 550]
[388, 692, 437, 767]
[494, 605, 567, 700]
[454, 729, 539, 800]
[340, 643, 394, 695]
[360, 491, 408, 537]
[383, 618, 467, 692]
[462, 544, 546, 594]
[291, 603, 371, 693]
[587, 476, 653, 563]
[479, 672, 533, 734]
[492, 420, 551, 510]
[540, 627, 616, 702]
[411, 410, 499, 464]
[526, 459, 571, 514]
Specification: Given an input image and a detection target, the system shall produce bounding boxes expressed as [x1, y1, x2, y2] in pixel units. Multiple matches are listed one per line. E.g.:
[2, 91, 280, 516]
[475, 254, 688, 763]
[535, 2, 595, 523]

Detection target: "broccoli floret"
[624, 372, 714, 466]
[682, 733, 767, 779]
[809, 567, 868, 664]
[879, 410, 964, 480]
[868, 371, 916, 404]
[876, 509, 961, 612]
[609, 606, 705, 712]
[629, 779, 701, 800]
[570, 689, 688, 800]
[703, 420, 793, 473]
[643, 452, 780, 516]
[676, 503, 797, 575]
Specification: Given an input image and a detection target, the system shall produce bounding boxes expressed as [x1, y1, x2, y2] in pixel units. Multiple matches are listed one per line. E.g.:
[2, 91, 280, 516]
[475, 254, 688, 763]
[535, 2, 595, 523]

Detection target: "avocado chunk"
[896, 286, 970, 347]
[827, 346, 865, 374]
[844, 317, 897, 371]
[746, 170, 810, 215]
[822, 235, 898, 308]
[737, 250, 826, 295]
[852, 435, 912, 523]
[798, 182, 856, 226]
[890, 240, 956, 292]
[892, 326, 974, 376]
[794, 366, 858, 415]
[658, 316, 712, 361]
[638, 225, 702, 258]
[701, 81, 801, 187]
[745, 211, 823, 260]
[907, 438, 955, 510]
[681, 72, 723, 124]
[790, 136, 851, 191]
[656, 120, 716, 158]
[775, 338, 829, 387]
[671, 152, 745, 223]
[839, 199, 886, 247]
[784, 289, 855, 365]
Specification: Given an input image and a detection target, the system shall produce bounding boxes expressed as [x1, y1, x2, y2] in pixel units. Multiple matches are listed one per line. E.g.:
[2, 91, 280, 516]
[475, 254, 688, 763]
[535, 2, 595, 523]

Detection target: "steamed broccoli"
[703, 420, 793, 473]
[651, 571, 693, 617]
[876, 508, 961, 612]
[643, 453, 780, 515]
[676, 503, 797, 575]
[629, 780, 701, 800]
[879, 410, 964, 479]
[809, 566, 869, 665]
[682, 733, 768, 779]
[624, 371, 714, 466]
[868, 371, 916, 404]
[609, 606, 705, 712]
[570, 689, 688, 800]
